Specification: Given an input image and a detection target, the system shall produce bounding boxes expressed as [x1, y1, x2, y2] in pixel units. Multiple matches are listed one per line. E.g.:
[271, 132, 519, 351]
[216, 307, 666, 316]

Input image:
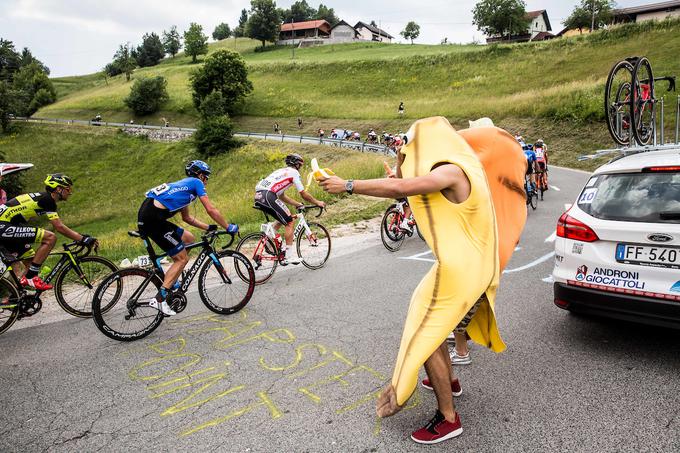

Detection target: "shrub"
[198, 91, 226, 118]
[124, 76, 169, 115]
[193, 115, 237, 156]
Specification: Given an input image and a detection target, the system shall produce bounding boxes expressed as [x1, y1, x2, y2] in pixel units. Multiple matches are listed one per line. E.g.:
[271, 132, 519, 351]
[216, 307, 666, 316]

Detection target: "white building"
[613, 0, 680, 23]
[354, 21, 394, 43]
[329, 20, 361, 43]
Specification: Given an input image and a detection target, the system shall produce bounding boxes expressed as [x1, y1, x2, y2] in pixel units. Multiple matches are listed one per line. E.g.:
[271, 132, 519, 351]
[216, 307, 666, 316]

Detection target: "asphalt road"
[1, 167, 679, 452]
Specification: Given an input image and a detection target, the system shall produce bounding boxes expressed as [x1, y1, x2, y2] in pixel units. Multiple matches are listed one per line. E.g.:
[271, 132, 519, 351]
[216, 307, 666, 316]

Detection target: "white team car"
[552, 148, 680, 328]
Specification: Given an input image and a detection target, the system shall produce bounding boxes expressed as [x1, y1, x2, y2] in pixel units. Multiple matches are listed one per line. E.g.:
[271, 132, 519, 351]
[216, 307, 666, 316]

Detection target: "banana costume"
[381, 116, 526, 413]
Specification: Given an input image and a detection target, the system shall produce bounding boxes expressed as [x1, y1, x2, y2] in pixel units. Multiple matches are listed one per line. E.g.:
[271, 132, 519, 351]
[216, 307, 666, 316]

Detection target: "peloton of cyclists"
[0, 174, 97, 291]
[137, 160, 238, 316]
[254, 154, 326, 266]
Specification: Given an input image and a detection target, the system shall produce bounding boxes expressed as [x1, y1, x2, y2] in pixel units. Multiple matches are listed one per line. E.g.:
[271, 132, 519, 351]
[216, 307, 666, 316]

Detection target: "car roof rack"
[579, 95, 680, 162]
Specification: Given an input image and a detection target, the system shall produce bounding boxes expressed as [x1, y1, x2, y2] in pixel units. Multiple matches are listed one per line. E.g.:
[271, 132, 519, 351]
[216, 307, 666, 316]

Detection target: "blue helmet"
[185, 160, 211, 178]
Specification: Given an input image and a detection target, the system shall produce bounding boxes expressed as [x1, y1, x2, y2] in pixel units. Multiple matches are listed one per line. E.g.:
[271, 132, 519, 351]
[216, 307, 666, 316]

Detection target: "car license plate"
[616, 243, 680, 269]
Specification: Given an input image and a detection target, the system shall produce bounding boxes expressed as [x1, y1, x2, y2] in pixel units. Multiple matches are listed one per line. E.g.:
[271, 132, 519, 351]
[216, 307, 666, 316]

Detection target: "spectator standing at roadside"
[398, 101, 405, 116]
[318, 128, 325, 139]
[298, 117, 303, 129]
[273, 123, 280, 133]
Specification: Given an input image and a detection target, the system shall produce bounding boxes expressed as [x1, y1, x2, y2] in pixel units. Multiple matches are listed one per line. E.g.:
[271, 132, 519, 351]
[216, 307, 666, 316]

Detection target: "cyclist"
[523, 144, 537, 192]
[383, 161, 415, 235]
[138, 160, 238, 316]
[0, 173, 96, 291]
[254, 154, 326, 265]
[534, 139, 548, 191]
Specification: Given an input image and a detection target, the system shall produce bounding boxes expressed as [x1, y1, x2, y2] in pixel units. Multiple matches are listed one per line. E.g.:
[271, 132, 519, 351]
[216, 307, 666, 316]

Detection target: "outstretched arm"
[50, 219, 84, 242]
[319, 164, 469, 200]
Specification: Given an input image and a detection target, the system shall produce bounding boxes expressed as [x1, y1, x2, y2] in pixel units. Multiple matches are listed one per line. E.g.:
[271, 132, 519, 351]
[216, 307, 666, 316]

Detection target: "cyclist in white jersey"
[254, 154, 326, 265]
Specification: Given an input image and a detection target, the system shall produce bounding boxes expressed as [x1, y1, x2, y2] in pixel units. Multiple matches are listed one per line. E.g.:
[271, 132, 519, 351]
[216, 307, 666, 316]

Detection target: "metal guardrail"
[12, 116, 395, 157]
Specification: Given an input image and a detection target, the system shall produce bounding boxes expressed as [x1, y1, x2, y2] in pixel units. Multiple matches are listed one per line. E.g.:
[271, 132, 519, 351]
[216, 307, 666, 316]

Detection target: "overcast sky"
[0, 0, 656, 77]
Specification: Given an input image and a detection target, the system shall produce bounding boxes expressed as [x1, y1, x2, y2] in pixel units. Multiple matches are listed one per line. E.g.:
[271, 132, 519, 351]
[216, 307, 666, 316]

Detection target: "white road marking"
[514, 246, 522, 251]
[542, 275, 554, 283]
[402, 250, 557, 274]
[545, 232, 556, 243]
[550, 185, 561, 191]
[503, 252, 556, 274]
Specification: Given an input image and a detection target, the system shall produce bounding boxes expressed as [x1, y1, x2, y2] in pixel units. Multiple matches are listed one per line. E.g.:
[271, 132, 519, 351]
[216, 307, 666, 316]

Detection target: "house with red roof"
[486, 10, 555, 43]
[278, 19, 331, 45]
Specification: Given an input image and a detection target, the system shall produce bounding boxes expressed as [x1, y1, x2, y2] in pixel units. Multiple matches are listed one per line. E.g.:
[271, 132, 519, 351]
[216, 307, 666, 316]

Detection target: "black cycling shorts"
[0, 222, 43, 259]
[526, 163, 534, 175]
[254, 190, 293, 225]
[536, 161, 546, 172]
[137, 198, 185, 256]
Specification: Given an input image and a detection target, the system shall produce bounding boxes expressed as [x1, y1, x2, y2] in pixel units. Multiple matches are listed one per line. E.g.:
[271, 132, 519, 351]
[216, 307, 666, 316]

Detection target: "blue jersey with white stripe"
[145, 177, 207, 212]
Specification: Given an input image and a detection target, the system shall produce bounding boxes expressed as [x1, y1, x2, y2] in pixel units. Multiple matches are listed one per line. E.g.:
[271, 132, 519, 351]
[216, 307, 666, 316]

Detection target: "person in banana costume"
[319, 116, 526, 444]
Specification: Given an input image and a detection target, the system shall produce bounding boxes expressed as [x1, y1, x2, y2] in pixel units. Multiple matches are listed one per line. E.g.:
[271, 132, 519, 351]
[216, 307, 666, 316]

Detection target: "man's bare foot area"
[376, 384, 402, 418]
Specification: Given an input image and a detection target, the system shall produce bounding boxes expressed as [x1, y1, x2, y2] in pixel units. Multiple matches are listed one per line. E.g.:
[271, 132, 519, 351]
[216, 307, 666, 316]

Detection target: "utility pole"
[291, 18, 295, 60]
[590, 0, 596, 32]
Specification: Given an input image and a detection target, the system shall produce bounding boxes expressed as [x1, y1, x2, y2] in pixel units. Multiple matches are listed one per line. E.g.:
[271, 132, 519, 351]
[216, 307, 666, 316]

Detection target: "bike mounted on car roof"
[586, 56, 679, 162]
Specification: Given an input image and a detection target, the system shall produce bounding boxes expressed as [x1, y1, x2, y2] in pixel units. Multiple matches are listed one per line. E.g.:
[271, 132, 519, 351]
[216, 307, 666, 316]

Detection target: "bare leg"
[423, 343, 456, 422]
[283, 221, 294, 248]
[162, 230, 194, 289]
[454, 331, 469, 356]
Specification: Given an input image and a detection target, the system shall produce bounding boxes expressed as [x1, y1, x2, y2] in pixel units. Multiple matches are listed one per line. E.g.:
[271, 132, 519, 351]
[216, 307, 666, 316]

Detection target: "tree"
[19, 47, 49, 75]
[315, 4, 338, 26]
[124, 76, 169, 115]
[581, 0, 613, 31]
[288, 0, 315, 22]
[0, 80, 22, 132]
[112, 43, 136, 81]
[472, 0, 530, 39]
[246, 0, 281, 48]
[564, 6, 592, 34]
[213, 23, 232, 40]
[135, 32, 165, 67]
[12, 62, 56, 115]
[162, 26, 182, 57]
[234, 9, 249, 38]
[189, 49, 253, 115]
[183, 23, 209, 63]
[400, 21, 421, 44]
[0, 39, 21, 80]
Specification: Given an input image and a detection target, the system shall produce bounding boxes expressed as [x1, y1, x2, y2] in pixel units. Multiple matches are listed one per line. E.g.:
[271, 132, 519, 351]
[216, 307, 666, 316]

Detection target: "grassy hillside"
[1, 123, 389, 262]
[40, 19, 680, 127]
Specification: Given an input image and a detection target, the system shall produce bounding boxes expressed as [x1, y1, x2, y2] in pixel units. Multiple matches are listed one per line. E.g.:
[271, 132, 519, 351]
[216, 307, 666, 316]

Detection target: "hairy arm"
[50, 218, 83, 242]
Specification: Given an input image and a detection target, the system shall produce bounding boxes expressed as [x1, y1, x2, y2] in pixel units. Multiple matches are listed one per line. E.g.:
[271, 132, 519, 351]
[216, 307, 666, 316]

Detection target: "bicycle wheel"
[605, 59, 634, 146]
[530, 190, 538, 210]
[198, 250, 255, 314]
[381, 206, 405, 252]
[0, 278, 20, 336]
[416, 223, 426, 242]
[297, 222, 331, 270]
[631, 57, 655, 146]
[54, 256, 119, 317]
[92, 268, 164, 341]
[235, 232, 279, 285]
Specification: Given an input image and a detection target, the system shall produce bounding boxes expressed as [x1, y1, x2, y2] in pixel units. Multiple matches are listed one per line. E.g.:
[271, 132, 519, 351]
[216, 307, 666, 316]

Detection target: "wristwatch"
[345, 179, 354, 195]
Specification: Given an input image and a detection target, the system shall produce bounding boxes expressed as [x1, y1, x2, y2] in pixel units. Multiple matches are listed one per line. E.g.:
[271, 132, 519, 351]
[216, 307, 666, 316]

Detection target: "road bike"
[381, 200, 425, 252]
[91, 230, 254, 342]
[235, 205, 331, 285]
[0, 241, 117, 335]
[525, 174, 538, 210]
[605, 56, 676, 146]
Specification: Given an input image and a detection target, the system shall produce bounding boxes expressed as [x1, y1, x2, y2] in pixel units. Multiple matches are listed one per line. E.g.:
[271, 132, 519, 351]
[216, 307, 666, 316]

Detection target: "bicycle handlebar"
[202, 230, 237, 249]
[63, 240, 96, 257]
[297, 205, 325, 217]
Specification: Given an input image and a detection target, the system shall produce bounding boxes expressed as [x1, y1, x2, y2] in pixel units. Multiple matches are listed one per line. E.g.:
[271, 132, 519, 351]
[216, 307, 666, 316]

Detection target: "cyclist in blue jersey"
[137, 160, 238, 316]
[523, 145, 537, 192]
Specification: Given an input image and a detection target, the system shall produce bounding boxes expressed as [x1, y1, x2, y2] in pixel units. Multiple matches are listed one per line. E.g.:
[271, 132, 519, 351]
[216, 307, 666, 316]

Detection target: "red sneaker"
[421, 377, 462, 396]
[20, 276, 53, 291]
[411, 410, 463, 444]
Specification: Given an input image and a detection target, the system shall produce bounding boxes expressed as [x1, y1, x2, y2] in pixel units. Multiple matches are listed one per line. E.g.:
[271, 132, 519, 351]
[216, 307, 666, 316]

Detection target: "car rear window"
[577, 171, 680, 223]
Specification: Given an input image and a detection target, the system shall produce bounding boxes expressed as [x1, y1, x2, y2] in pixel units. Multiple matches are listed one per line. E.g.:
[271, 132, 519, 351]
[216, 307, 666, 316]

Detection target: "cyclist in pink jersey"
[254, 154, 325, 265]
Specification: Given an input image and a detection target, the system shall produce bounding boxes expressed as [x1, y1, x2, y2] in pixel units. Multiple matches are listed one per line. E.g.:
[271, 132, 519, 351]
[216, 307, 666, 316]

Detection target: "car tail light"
[554, 298, 570, 309]
[556, 212, 599, 242]
[642, 166, 680, 172]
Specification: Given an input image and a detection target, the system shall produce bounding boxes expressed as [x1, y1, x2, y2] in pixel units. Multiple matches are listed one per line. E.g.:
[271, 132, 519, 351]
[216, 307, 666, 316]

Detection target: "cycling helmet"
[185, 160, 211, 178]
[44, 173, 74, 190]
[285, 153, 304, 169]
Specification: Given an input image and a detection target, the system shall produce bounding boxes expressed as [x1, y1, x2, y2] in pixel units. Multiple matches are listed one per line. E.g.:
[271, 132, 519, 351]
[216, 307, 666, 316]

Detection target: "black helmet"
[185, 160, 211, 178]
[285, 153, 304, 169]
[44, 173, 74, 191]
